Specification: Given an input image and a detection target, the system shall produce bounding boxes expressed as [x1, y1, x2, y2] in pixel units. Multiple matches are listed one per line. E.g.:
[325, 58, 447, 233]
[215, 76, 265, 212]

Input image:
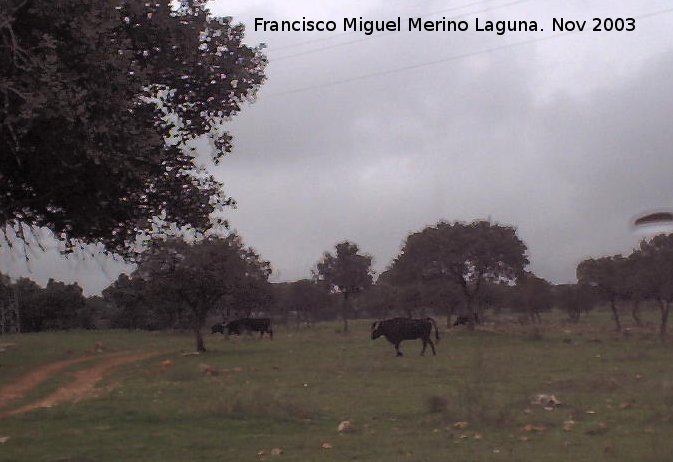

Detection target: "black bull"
[211, 318, 273, 339]
[371, 317, 439, 356]
[453, 313, 481, 327]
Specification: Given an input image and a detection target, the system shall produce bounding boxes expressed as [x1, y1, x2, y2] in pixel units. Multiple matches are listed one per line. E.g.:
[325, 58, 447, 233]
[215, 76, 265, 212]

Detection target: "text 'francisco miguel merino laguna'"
[255, 17, 637, 35]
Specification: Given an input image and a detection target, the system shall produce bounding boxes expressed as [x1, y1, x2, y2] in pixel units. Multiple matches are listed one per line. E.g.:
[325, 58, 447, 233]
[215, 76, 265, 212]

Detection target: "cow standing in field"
[212, 318, 273, 339]
[453, 313, 481, 327]
[211, 322, 226, 334]
[371, 317, 439, 357]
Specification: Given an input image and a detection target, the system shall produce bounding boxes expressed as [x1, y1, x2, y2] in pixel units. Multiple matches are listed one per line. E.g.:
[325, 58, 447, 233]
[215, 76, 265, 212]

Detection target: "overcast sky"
[3, 0, 673, 295]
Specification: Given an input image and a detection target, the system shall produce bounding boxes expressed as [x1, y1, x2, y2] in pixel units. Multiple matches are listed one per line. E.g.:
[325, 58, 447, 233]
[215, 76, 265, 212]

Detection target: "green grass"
[1, 315, 673, 461]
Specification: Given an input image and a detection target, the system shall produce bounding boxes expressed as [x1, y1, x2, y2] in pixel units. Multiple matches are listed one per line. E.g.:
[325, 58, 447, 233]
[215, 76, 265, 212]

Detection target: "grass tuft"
[425, 395, 448, 414]
[207, 387, 317, 421]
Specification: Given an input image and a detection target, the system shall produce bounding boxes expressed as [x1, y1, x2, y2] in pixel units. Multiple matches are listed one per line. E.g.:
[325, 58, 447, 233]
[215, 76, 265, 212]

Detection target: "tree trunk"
[659, 300, 670, 339]
[458, 279, 479, 331]
[631, 300, 642, 327]
[342, 292, 349, 332]
[525, 301, 534, 325]
[194, 327, 206, 352]
[567, 306, 580, 323]
[466, 296, 476, 331]
[192, 304, 207, 352]
[446, 305, 453, 329]
[610, 297, 622, 332]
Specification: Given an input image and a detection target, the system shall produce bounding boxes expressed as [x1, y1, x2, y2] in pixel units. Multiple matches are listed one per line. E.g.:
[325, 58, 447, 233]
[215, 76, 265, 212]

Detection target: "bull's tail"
[427, 317, 440, 342]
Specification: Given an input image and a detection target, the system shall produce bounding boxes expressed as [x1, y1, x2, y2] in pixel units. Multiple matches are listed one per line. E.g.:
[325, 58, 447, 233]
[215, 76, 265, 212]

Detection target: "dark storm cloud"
[213, 1, 673, 284]
[525, 50, 673, 281]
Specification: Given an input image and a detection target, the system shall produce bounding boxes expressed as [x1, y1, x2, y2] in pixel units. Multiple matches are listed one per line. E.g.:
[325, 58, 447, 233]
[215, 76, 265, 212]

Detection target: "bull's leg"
[269, 328, 273, 340]
[420, 339, 427, 356]
[395, 343, 403, 357]
[428, 338, 436, 355]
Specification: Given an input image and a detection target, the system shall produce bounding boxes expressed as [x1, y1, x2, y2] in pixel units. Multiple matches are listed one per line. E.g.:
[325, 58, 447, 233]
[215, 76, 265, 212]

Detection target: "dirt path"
[0, 351, 158, 418]
[0, 354, 114, 410]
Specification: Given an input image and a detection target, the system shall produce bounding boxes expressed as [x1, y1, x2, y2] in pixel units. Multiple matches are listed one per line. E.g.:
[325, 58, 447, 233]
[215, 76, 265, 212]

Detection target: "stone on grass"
[338, 420, 354, 433]
[522, 424, 546, 433]
[586, 422, 609, 435]
[563, 420, 576, 432]
[530, 394, 562, 407]
[199, 363, 219, 376]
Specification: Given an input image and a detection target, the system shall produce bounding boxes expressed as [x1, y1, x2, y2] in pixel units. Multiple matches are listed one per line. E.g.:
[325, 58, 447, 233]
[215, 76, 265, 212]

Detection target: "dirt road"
[0, 351, 158, 418]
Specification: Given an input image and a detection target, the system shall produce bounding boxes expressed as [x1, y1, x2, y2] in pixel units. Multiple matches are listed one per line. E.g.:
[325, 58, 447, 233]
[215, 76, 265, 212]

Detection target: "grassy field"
[1, 313, 673, 461]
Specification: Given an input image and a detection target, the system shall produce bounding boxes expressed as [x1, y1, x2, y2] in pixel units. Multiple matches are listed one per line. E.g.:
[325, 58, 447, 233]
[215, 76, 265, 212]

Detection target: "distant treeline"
[2, 225, 673, 343]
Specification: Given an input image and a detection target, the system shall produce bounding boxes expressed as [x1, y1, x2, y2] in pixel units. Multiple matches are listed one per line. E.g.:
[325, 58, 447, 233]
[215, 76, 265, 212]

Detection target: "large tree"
[136, 234, 271, 352]
[623, 250, 650, 327]
[577, 256, 628, 332]
[388, 220, 528, 330]
[0, 272, 17, 334]
[512, 271, 553, 324]
[10, 277, 87, 332]
[315, 241, 373, 332]
[554, 283, 598, 323]
[102, 273, 155, 330]
[284, 279, 331, 327]
[635, 234, 673, 338]
[1, 0, 266, 256]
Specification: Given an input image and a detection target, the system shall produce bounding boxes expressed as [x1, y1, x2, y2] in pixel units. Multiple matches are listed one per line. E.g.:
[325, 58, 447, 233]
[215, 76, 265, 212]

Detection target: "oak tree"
[1, 0, 266, 256]
[577, 256, 628, 332]
[136, 234, 271, 352]
[315, 241, 373, 332]
[512, 272, 553, 324]
[388, 220, 528, 330]
[634, 234, 673, 337]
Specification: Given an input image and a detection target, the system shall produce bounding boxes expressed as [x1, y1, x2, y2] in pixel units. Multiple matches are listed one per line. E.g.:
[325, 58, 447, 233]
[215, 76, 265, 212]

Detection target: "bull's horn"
[370, 321, 379, 331]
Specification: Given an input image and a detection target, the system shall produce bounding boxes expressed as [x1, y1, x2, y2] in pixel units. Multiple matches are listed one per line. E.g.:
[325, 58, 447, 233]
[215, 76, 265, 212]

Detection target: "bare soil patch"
[0, 354, 111, 410]
[0, 351, 158, 418]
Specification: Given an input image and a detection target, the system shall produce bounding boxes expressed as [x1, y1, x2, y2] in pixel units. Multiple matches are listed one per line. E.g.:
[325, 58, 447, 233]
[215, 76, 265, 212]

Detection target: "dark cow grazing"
[215, 317, 273, 339]
[211, 322, 227, 334]
[453, 313, 481, 327]
[371, 317, 439, 357]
